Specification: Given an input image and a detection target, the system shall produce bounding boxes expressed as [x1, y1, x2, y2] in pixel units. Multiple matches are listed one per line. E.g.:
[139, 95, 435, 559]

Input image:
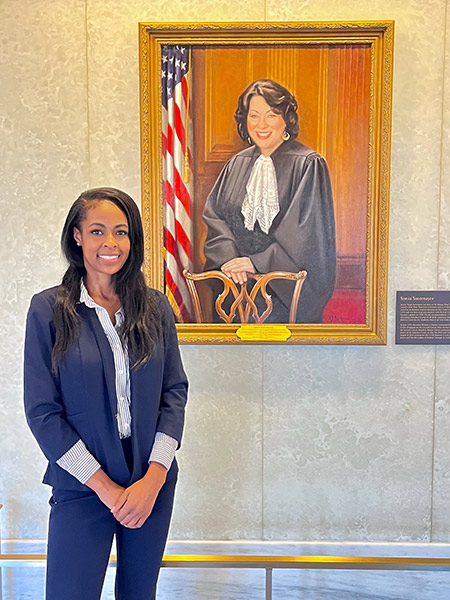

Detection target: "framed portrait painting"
[139, 21, 393, 344]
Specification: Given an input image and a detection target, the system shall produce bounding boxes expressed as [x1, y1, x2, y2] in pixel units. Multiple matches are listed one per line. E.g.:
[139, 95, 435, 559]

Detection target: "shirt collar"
[79, 279, 96, 308]
[79, 279, 124, 322]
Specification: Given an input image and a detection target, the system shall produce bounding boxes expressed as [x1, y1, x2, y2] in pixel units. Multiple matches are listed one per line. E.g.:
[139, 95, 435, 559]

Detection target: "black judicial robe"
[202, 139, 336, 323]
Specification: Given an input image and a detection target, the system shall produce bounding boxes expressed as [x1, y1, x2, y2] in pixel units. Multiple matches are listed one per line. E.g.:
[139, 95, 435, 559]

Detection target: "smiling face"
[73, 200, 130, 283]
[246, 95, 286, 156]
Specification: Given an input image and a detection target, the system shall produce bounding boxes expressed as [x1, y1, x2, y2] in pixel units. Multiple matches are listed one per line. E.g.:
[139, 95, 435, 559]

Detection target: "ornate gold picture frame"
[139, 21, 393, 344]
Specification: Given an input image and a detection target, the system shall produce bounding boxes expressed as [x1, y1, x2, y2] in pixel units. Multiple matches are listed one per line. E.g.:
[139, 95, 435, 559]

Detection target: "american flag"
[161, 44, 193, 322]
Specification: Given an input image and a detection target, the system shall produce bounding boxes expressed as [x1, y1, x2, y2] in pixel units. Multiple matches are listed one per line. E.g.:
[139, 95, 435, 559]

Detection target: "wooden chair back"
[183, 269, 307, 324]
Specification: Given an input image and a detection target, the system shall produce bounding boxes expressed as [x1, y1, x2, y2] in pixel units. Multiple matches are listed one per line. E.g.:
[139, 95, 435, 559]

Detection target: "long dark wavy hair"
[234, 79, 299, 143]
[52, 187, 161, 371]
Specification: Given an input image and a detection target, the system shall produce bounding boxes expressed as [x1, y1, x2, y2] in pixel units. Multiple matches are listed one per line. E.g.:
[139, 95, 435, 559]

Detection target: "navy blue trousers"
[45, 473, 177, 600]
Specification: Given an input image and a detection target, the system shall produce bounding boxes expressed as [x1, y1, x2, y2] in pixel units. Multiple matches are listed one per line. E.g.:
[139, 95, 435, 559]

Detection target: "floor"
[2, 540, 450, 599]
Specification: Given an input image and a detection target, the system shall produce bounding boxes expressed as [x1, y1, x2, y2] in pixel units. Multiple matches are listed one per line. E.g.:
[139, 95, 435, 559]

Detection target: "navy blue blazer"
[24, 286, 188, 492]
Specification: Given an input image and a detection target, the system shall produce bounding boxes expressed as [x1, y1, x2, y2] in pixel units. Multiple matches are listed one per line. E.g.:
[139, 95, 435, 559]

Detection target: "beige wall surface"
[1, 0, 450, 543]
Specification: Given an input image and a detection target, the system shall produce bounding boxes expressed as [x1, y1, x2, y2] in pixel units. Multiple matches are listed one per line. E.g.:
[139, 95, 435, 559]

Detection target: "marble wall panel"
[86, 0, 265, 200]
[262, 345, 435, 540]
[170, 345, 264, 539]
[0, 0, 89, 538]
[433, 348, 450, 541]
[438, 0, 450, 290]
[432, 0, 450, 542]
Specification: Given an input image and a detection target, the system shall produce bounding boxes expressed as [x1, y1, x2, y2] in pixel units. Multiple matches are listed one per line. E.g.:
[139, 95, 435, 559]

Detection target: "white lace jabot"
[241, 154, 280, 235]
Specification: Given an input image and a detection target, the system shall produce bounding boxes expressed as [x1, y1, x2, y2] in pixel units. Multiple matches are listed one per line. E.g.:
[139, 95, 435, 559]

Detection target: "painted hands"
[221, 257, 255, 285]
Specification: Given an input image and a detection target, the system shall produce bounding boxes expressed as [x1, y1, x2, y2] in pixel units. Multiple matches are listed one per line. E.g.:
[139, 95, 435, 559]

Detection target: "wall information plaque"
[396, 291, 450, 344]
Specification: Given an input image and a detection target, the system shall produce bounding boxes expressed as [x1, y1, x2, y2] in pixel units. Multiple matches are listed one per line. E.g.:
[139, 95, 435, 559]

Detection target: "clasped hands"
[88, 462, 167, 529]
[112, 462, 167, 529]
[221, 257, 255, 285]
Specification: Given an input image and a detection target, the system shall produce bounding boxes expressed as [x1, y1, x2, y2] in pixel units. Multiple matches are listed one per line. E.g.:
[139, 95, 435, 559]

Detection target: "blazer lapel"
[79, 304, 118, 421]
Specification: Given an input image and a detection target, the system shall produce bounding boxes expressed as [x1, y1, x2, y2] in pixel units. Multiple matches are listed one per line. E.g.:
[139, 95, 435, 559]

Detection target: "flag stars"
[161, 46, 189, 100]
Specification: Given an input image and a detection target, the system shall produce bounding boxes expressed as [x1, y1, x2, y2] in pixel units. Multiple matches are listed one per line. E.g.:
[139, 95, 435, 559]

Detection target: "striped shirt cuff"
[149, 432, 178, 471]
[56, 439, 101, 484]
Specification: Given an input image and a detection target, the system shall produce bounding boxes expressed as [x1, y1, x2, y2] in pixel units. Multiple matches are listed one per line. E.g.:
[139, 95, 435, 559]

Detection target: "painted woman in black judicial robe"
[202, 79, 336, 323]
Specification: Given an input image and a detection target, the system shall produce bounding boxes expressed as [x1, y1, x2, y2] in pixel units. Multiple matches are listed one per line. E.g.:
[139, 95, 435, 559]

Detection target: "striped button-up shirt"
[56, 281, 177, 484]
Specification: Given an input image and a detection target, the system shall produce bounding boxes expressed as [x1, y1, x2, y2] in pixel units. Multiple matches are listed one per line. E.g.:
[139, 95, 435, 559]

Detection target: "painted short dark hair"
[234, 79, 299, 143]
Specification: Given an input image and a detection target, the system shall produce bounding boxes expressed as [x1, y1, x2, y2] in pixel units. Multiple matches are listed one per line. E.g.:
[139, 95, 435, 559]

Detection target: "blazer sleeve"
[23, 293, 82, 463]
[156, 294, 188, 447]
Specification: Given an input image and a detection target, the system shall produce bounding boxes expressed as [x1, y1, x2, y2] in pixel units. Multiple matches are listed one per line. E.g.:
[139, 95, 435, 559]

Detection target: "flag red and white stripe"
[161, 45, 193, 322]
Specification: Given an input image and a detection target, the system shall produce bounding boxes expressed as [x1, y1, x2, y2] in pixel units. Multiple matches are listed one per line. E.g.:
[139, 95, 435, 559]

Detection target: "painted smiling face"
[246, 95, 286, 157]
[73, 200, 131, 281]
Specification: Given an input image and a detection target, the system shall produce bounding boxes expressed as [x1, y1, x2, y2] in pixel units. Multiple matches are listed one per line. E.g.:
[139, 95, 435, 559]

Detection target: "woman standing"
[24, 188, 188, 599]
[202, 79, 336, 323]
